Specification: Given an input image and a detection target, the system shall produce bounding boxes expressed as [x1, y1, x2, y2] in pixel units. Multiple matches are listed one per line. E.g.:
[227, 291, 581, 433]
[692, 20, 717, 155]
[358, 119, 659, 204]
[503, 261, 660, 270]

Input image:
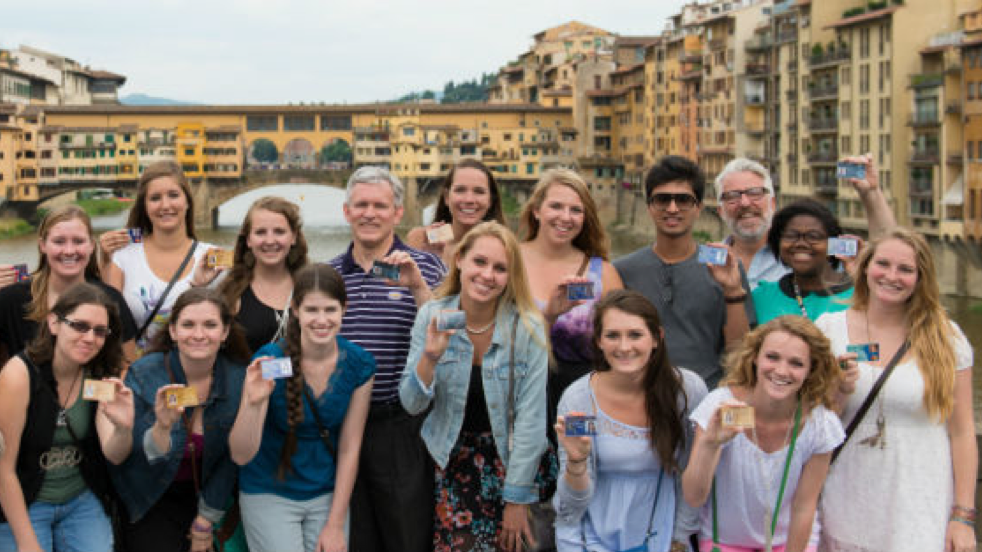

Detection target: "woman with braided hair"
[229, 263, 375, 552]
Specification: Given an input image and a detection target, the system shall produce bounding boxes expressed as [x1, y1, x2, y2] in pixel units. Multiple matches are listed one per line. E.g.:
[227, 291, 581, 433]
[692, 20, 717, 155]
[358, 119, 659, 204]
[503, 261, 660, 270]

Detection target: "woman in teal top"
[752, 199, 855, 324]
[229, 263, 374, 552]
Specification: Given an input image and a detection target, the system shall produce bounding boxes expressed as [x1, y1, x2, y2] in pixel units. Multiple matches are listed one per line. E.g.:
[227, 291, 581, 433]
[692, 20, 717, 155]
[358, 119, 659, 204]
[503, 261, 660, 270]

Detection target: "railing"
[746, 94, 766, 105]
[809, 49, 851, 68]
[745, 36, 772, 52]
[909, 150, 940, 164]
[786, 89, 798, 101]
[815, 179, 838, 194]
[808, 150, 839, 163]
[946, 102, 961, 114]
[809, 83, 838, 101]
[787, 60, 798, 72]
[908, 113, 940, 127]
[747, 63, 771, 76]
[776, 30, 797, 43]
[809, 118, 838, 132]
[947, 152, 964, 165]
[786, 153, 797, 163]
[909, 73, 943, 88]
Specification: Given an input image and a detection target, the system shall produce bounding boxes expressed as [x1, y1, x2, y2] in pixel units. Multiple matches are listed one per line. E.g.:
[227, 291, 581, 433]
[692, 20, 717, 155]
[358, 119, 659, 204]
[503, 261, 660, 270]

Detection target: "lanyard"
[791, 278, 808, 318]
[711, 401, 802, 552]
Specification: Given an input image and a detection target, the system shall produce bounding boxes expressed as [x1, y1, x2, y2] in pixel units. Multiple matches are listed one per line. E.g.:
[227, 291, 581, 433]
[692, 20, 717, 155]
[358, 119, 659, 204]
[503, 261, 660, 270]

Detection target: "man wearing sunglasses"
[715, 156, 894, 290]
[614, 156, 749, 388]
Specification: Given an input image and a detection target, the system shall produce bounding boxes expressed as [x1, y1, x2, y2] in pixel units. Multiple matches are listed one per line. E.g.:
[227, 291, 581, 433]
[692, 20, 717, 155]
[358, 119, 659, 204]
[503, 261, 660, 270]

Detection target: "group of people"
[0, 154, 974, 552]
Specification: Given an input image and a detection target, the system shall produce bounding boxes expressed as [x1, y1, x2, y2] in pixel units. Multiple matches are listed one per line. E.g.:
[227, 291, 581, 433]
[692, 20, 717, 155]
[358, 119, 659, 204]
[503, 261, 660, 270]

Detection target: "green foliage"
[868, 0, 887, 10]
[251, 139, 278, 163]
[320, 140, 352, 163]
[75, 198, 130, 217]
[693, 230, 713, 243]
[0, 218, 34, 240]
[395, 73, 496, 104]
[842, 7, 866, 17]
[811, 43, 824, 57]
[499, 186, 521, 217]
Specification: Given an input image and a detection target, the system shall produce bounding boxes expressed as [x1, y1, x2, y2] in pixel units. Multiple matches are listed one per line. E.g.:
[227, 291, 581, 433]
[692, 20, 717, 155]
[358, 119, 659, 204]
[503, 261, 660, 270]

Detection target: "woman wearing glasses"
[751, 200, 857, 325]
[0, 283, 134, 552]
[518, 169, 622, 429]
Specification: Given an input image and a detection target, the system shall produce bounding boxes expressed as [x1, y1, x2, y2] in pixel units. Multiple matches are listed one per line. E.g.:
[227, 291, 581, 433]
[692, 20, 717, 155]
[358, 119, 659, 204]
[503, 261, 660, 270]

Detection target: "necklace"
[749, 401, 800, 552]
[57, 368, 83, 427]
[466, 319, 495, 334]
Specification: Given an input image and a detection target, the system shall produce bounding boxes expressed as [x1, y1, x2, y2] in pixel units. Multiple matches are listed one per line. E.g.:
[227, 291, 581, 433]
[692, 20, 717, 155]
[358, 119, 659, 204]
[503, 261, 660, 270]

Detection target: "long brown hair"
[432, 159, 505, 225]
[851, 228, 957, 421]
[277, 264, 347, 480]
[219, 196, 309, 311]
[126, 160, 196, 238]
[26, 282, 123, 379]
[722, 316, 840, 411]
[27, 205, 101, 322]
[146, 287, 251, 363]
[519, 168, 610, 260]
[591, 290, 685, 472]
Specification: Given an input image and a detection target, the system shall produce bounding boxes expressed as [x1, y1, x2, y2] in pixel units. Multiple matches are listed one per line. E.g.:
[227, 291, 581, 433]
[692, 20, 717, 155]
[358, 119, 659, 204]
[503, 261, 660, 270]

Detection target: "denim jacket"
[399, 296, 548, 504]
[109, 349, 246, 524]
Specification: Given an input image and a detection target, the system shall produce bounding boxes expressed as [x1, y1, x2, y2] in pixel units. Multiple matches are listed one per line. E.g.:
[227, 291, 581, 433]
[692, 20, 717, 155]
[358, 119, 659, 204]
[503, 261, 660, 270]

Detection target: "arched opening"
[283, 138, 315, 169]
[318, 138, 352, 169]
[247, 139, 279, 168]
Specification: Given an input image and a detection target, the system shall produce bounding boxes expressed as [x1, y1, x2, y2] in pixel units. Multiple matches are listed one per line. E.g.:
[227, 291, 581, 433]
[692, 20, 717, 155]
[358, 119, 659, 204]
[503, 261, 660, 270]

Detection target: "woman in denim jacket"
[400, 222, 549, 552]
[110, 287, 250, 552]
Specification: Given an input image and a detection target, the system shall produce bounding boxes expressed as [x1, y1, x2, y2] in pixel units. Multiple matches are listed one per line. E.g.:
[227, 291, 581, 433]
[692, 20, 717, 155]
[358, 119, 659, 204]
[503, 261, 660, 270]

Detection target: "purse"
[505, 312, 559, 551]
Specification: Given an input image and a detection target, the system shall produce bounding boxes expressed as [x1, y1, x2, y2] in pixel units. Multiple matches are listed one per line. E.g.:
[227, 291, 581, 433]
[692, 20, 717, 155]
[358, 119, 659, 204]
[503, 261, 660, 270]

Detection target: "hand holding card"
[698, 245, 728, 266]
[82, 379, 116, 402]
[164, 386, 200, 408]
[564, 415, 598, 436]
[371, 260, 400, 281]
[260, 357, 293, 380]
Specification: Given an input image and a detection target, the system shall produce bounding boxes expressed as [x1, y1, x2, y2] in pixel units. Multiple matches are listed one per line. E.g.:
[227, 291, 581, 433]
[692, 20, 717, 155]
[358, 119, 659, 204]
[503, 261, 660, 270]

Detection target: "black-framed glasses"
[649, 193, 699, 210]
[780, 230, 827, 245]
[59, 317, 112, 338]
[720, 186, 769, 204]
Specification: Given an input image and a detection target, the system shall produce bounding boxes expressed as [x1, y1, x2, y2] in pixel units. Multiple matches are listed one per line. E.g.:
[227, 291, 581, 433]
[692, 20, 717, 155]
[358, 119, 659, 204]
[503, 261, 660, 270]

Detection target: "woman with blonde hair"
[406, 159, 505, 266]
[519, 169, 622, 426]
[815, 227, 976, 552]
[400, 221, 552, 552]
[0, 205, 136, 364]
[191, 196, 309, 353]
[683, 316, 845, 552]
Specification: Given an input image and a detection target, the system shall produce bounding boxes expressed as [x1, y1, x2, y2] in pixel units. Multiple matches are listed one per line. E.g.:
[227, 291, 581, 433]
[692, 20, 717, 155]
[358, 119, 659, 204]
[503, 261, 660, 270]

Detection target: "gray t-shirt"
[614, 246, 727, 386]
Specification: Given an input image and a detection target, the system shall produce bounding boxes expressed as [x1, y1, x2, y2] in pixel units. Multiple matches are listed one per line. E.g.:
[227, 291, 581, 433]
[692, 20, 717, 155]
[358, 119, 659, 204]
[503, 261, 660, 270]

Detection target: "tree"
[320, 140, 352, 163]
[251, 139, 278, 163]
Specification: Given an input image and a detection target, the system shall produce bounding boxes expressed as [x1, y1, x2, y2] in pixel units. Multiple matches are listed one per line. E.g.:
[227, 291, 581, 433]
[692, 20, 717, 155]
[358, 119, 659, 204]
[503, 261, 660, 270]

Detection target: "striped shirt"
[329, 236, 446, 404]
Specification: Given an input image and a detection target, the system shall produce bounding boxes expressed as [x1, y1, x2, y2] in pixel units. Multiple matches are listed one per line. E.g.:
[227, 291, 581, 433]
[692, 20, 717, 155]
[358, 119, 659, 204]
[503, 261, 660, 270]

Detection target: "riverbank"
[0, 197, 131, 241]
[0, 217, 33, 240]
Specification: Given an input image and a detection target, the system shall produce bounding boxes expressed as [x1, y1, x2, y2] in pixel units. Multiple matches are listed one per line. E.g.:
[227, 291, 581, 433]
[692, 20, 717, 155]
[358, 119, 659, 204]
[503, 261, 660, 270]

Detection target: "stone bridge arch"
[283, 139, 315, 169]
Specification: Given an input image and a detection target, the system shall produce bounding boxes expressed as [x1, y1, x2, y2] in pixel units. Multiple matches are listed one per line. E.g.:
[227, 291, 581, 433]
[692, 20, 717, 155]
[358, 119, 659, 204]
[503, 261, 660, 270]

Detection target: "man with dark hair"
[615, 156, 749, 387]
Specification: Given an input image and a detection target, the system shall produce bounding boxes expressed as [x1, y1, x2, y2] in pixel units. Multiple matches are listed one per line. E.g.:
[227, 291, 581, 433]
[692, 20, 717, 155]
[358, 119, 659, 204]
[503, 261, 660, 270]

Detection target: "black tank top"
[236, 286, 285, 353]
[462, 364, 492, 433]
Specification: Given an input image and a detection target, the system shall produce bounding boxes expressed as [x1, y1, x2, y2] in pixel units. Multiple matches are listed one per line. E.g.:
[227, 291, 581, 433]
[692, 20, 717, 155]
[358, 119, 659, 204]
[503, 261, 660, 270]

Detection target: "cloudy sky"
[2, 1, 681, 105]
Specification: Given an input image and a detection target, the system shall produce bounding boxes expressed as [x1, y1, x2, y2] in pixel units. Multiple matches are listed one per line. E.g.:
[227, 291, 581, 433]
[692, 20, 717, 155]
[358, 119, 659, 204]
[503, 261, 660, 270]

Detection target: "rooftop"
[40, 102, 571, 116]
[827, 6, 899, 29]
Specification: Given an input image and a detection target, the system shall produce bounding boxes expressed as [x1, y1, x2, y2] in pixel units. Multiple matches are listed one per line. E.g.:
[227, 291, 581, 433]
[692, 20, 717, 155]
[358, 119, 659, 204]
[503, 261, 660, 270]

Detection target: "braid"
[276, 299, 305, 480]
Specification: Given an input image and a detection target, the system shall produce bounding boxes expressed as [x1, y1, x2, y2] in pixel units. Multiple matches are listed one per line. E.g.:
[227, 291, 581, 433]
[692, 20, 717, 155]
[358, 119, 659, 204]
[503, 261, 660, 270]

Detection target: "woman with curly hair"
[682, 316, 846, 552]
[192, 196, 310, 353]
[229, 263, 374, 552]
[815, 228, 976, 552]
[0, 282, 133, 552]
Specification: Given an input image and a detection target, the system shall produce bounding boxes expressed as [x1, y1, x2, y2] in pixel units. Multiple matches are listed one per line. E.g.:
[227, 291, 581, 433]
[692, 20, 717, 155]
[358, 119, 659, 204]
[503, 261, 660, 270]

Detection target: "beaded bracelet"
[950, 515, 975, 528]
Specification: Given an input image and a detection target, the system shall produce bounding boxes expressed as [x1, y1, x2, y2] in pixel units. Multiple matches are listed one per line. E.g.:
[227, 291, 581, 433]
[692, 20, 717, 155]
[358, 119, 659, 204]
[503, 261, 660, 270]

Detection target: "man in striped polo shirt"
[329, 166, 446, 552]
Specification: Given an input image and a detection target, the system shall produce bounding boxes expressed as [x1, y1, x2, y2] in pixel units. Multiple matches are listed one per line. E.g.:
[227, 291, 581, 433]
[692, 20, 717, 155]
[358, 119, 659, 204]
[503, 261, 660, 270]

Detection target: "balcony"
[786, 89, 798, 102]
[746, 124, 766, 135]
[745, 36, 773, 52]
[710, 38, 726, 51]
[746, 93, 766, 106]
[908, 113, 940, 127]
[746, 63, 771, 77]
[809, 118, 838, 133]
[787, 60, 798, 72]
[776, 29, 797, 43]
[908, 149, 940, 164]
[809, 48, 851, 68]
[815, 178, 838, 195]
[909, 73, 943, 89]
[786, 121, 798, 132]
[808, 83, 838, 101]
[945, 102, 961, 114]
[909, 180, 933, 198]
[681, 51, 702, 63]
[808, 150, 839, 165]
[786, 153, 797, 164]
[947, 152, 963, 165]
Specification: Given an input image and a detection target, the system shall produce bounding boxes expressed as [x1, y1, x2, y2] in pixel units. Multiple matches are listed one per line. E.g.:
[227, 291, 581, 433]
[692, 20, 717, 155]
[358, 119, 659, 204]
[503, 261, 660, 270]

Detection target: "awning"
[942, 175, 964, 206]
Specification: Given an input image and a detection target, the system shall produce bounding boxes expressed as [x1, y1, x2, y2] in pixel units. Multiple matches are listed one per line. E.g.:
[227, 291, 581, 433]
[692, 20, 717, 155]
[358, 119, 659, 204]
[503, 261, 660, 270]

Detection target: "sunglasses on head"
[60, 317, 112, 338]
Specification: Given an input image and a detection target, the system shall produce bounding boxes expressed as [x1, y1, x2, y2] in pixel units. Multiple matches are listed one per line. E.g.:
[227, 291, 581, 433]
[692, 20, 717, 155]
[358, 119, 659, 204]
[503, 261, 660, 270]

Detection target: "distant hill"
[120, 93, 197, 106]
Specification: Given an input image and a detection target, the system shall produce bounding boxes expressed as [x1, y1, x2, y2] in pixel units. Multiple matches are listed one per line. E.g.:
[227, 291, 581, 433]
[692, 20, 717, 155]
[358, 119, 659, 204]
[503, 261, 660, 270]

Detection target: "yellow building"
[961, 19, 982, 240]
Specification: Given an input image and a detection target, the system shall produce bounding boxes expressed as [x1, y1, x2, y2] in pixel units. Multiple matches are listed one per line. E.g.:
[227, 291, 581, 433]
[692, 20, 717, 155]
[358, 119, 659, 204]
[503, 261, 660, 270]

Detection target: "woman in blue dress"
[554, 289, 707, 552]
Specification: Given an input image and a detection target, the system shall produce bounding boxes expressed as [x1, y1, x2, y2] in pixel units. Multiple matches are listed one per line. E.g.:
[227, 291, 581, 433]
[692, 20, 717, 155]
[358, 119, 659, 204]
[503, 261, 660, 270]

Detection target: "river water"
[3, 183, 981, 420]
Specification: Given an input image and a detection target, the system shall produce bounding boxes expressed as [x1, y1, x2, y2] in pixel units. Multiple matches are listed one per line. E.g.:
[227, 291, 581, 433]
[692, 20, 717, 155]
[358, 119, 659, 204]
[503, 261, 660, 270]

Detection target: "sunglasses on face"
[649, 193, 699, 210]
[720, 186, 769, 204]
[60, 317, 112, 338]
[779, 230, 828, 245]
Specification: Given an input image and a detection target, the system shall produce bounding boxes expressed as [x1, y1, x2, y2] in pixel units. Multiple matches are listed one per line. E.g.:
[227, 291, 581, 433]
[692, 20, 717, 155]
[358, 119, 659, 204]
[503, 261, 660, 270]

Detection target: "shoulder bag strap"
[302, 384, 338, 458]
[506, 312, 519, 454]
[135, 240, 199, 342]
[830, 340, 910, 464]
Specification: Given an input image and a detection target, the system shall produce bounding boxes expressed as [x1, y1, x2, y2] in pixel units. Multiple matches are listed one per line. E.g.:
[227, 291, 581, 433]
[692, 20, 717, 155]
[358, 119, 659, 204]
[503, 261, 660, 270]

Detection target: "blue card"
[13, 263, 29, 282]
[847, 343, 881, 362]
[260, 357, 293, 380]
[566, 282, 595, 301]
[565, 415, 597, 437]
[698, 245, 727, 266]
[436, 310, 466, 331]
[371, 260, 400, 281]
[828, 237, 858, 257]
[836, 162, 866, 180]
[127, 228, 143, 243]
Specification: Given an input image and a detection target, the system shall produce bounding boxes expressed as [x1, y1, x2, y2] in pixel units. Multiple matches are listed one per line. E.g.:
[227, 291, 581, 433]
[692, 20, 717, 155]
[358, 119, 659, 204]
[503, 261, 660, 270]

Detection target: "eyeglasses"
[720, 186, 769, 204]
[780, 230, 827, 245]
[59, 317, 112, 338]
[649, 193, 699, 210]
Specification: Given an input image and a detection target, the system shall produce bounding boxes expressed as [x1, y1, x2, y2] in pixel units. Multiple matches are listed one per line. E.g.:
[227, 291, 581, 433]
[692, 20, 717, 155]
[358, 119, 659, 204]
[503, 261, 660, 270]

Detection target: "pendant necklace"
[858, 313, 888, 449]
[750, 405, 796, 552]
[466, 319, 495, 334]
[57, 368, 82, 427]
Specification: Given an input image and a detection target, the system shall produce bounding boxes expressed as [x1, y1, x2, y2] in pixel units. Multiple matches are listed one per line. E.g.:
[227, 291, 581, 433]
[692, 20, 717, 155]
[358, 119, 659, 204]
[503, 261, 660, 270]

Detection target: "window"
[841, 101, 851, 119]
[860, 28, 870, 58]
[860, 100, 870, 130]
[283, 115, 314, 131]
[860, 64, 870, 94]
[246, 115, 278, 132]
[841, 67, 851, 85]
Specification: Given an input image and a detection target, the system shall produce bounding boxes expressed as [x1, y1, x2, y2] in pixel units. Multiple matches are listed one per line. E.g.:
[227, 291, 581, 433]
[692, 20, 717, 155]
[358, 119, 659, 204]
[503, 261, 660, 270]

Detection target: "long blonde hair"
[851, 227, 957, 421]
[28, 206, 101, 322]
[436, 221, 547, 348]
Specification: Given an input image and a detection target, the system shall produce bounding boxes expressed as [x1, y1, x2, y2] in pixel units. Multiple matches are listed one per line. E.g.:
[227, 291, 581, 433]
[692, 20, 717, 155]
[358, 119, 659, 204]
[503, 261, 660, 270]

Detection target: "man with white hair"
[328, 166, 446, 552]
[715, 155, 893, 290]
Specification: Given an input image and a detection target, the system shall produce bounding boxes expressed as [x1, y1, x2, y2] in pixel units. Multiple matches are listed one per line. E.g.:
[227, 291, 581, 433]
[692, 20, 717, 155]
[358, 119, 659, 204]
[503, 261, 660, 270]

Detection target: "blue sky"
[1, 0, 681, 104]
